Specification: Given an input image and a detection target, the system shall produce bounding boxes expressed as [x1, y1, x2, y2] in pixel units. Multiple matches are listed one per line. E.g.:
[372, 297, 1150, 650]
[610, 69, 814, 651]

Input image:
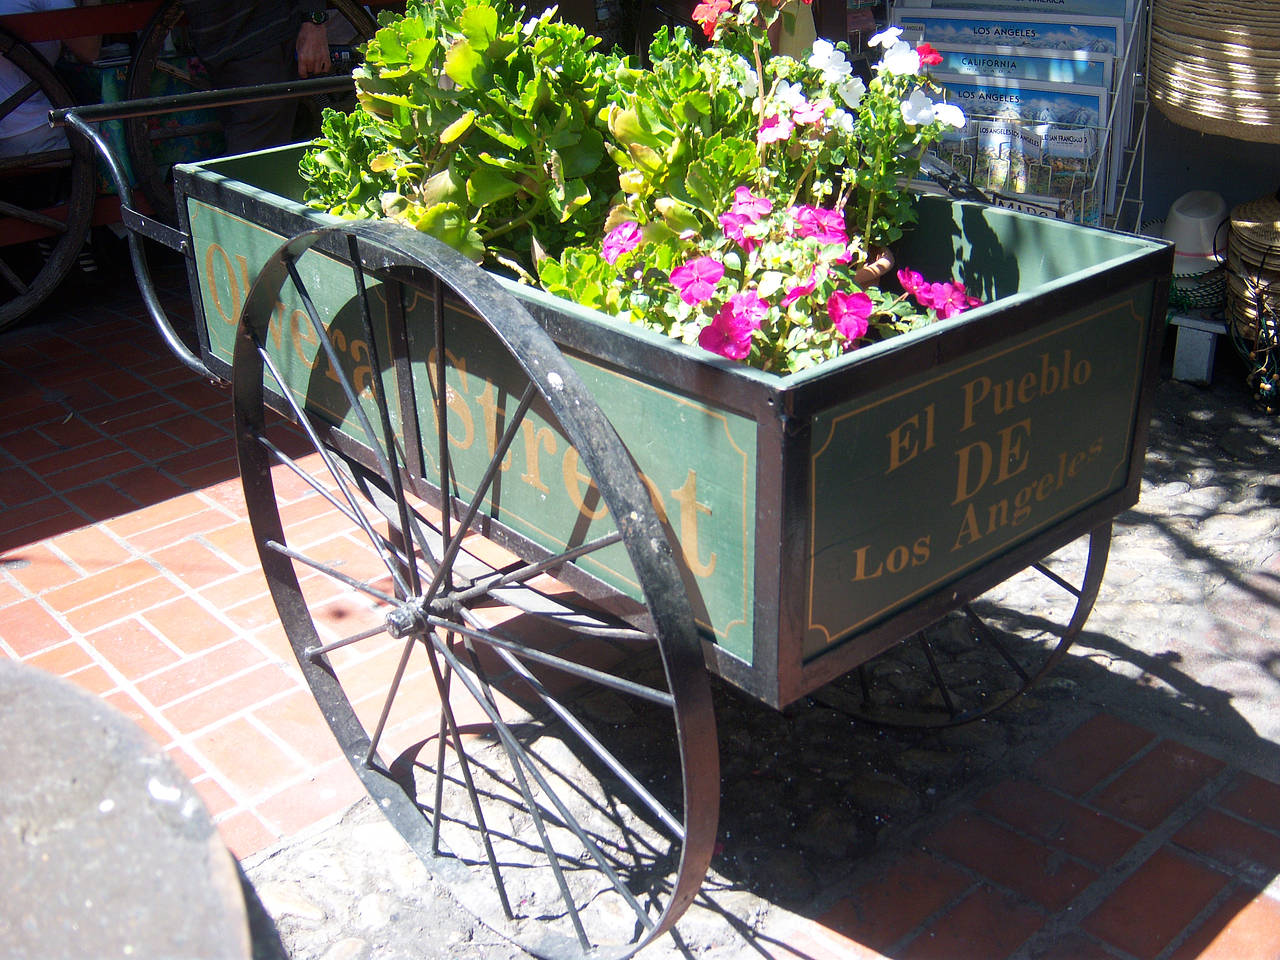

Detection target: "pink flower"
[729, 186, 773, 222]
[691, 0, 730, 39]
[602, 222, 642, 265]
[927, 281, 983, 318]
[897, 267, 927, 298]
[670, 256, 724, 305]
[792, 205, 849, 247]
[719, 211, 758, 252]
[828, 289, 873, 341]
[758, 114, 795, 145]
[791, 97, 832, 125]
[916, 42, 943, 66]
[698, 291, 767, 360]
[781, 270, 817, 307]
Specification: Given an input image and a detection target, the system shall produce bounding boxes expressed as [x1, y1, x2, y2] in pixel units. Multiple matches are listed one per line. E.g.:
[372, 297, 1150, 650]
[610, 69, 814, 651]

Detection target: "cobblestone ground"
[241, 355, 1280, 960]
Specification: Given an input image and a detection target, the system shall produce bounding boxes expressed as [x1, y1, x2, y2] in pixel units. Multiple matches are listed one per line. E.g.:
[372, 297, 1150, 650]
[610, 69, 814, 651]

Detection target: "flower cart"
[56, 4, 1173, 954]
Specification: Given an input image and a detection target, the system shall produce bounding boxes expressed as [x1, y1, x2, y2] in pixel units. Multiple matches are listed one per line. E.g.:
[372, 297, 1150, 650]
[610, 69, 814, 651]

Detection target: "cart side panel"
[185, 198, 409, 476]
[803, 280, 1156, 662]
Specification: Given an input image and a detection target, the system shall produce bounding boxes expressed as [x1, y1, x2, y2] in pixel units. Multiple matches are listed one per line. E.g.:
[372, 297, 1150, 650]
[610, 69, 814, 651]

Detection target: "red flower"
[691, 0, 731, 39]
[916, 42, 943, 66]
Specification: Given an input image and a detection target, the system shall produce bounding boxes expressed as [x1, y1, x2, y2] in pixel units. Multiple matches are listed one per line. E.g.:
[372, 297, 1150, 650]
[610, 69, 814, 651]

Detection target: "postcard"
[929, 42, 1113, 89]
[891, 8, 1126, 58]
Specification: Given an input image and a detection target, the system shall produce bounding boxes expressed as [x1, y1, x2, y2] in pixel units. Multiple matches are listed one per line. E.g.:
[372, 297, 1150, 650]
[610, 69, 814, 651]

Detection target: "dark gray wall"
[1142, 104, 1279, 224]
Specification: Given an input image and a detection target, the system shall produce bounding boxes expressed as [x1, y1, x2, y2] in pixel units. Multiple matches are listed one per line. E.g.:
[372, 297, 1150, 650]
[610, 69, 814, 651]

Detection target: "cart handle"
[50, 75, 356, 381]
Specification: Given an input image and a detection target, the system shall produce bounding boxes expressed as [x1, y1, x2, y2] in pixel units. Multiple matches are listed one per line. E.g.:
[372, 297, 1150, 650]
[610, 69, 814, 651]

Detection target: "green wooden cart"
[62, 96, 1172, 959]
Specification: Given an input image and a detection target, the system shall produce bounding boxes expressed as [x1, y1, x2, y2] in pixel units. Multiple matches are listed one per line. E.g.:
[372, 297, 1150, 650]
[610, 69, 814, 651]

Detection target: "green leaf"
[421, 166, 466, 206]
[458, 3, 498, 49]
[440, 110, 475, 144]
[443, 39, 486, 88]
[467, 164, 520, 205]
[556, 129, 604, 179]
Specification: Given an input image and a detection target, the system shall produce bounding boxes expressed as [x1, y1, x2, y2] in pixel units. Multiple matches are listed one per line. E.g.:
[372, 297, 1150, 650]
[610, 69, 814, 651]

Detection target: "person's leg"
[210, 40, 299, 155]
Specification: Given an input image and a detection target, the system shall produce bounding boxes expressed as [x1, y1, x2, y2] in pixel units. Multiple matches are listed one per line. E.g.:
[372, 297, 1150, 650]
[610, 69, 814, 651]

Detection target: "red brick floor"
[3, 273, 1278, 958]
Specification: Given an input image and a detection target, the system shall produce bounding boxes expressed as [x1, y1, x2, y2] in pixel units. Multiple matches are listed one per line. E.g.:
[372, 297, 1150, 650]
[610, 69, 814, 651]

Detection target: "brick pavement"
[2, 265, 1277, 959]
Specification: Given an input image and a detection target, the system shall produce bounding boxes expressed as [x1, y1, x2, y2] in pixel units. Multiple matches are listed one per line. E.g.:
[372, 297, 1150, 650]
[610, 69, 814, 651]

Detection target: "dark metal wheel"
[231, 221, 718, 958]
[123, 0, 376, 223]
[0, 28, 95, 332]
[815, 523, 1112, 727]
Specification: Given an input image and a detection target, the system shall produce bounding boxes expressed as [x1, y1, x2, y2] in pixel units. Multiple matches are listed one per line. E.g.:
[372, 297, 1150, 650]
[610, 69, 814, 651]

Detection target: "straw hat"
[1149, 0, 1280, 142]
[1226, 193, 1280, 341]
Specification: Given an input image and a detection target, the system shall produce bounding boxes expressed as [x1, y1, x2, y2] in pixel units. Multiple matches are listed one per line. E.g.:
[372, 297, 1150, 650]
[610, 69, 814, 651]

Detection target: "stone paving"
[2, 257, 1278, 960]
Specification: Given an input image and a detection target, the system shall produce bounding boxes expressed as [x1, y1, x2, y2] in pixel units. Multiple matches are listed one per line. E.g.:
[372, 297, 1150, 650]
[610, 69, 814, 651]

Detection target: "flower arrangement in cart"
[299, 0, 980, 373]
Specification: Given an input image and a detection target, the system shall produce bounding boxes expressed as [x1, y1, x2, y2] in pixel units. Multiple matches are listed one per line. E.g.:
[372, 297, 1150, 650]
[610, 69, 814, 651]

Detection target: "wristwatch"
[303, 8, 329, 23]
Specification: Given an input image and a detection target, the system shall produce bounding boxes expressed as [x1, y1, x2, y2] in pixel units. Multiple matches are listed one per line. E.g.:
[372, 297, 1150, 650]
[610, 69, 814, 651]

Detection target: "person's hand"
[296, 21, 332, 78]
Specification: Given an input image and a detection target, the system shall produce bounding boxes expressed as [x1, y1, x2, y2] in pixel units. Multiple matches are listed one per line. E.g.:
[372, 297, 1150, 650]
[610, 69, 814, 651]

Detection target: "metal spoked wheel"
[231, 222, 719, 958]
[815, 524, 1112, 727]
[123, 0, 376, 223]
[0, 29, 95, 332]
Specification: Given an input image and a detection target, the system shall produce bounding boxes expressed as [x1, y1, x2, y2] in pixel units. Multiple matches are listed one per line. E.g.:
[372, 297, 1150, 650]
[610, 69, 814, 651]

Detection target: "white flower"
[867, 26, 903, 49]
[830, 108, 855, 132]
[934, 101, 966, 128]
[809, 39, 853, 85]
[900, 88, 937, 125]
[835, 76, 865, 109]
[728, 54, 759, 97]
[877, 40, 921, 77]
[775, 80, 806, 110]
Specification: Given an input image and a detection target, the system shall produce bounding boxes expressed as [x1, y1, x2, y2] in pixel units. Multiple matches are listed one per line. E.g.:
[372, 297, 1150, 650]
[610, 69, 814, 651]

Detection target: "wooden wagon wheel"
[816, 523, 1112, 727]
[123, 0, 376, 223]
[231, 221, 719, 958]
[0, 28, 95, 332]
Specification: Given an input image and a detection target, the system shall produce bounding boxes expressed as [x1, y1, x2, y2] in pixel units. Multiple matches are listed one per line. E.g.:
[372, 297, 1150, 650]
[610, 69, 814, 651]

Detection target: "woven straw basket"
[1226, 193, 1280, 341]
[1150, 0, 1280, 142]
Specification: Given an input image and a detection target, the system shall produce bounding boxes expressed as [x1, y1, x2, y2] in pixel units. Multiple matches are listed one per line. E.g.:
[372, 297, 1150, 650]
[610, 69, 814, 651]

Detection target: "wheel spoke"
[0, 78, 39, 121]
[423, 639, 514, 918]
[363, 633, 418, 767]
[449, 531, 625, 604]
[262, 539, 397, 605]
[304, 621, 389, 659]
[0, 256, 28, 294]
[916, 633, 958, 716]
[0, 200, 68, 232]
[256, 340, 413, 597]
[962, 605, 1033, 681]
[421, 383, 537, 606]
[345, 234, 423, 598]
[433, 632, 652, 943]
[476, 626, 685, 837]
[257, 434, 416, 569]
[426, 612, 673, 708]
[1032, 560, 1084, 598]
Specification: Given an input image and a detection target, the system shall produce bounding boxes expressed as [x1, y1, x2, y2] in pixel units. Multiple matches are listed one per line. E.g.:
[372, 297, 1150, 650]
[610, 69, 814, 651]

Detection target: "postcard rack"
[890, 0, 1151, 233]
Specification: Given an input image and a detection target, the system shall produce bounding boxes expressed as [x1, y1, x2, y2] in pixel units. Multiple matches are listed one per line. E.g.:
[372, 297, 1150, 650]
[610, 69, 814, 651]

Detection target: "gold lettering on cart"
[849, 347, 1109, 582]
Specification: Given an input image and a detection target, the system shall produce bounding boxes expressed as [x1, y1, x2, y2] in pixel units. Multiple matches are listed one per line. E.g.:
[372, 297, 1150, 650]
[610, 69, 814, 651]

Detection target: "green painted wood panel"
[804, 285, 1153, 656]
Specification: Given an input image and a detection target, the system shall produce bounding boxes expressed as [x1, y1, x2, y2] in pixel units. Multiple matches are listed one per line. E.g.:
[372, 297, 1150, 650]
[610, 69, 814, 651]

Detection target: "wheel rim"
[231, 222, 718, 958]
[0, 29, 95, 332]
[815, 524, 1112, 728]
[123, 0, 376, 223]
